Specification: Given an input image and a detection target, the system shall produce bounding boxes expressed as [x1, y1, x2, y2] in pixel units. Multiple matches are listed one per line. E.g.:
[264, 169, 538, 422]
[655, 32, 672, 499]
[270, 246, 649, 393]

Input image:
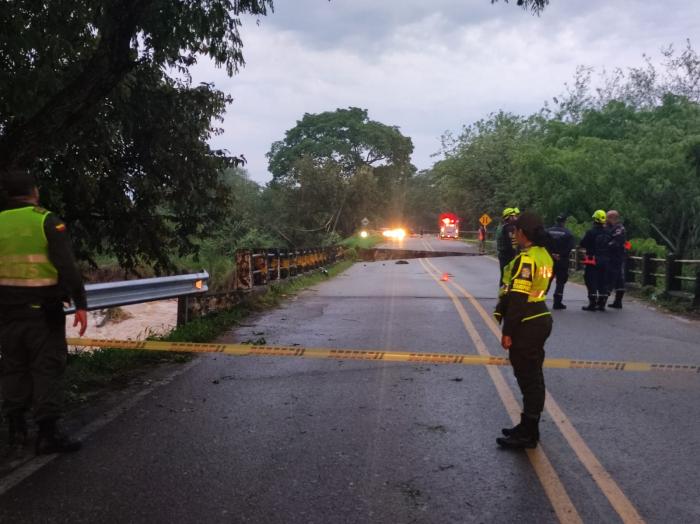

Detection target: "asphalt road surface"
[1, 237, 699, 523]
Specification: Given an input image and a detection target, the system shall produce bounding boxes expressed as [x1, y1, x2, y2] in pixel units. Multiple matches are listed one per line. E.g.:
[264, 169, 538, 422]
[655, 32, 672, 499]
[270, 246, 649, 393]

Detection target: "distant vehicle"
[438, 212, 460, 239]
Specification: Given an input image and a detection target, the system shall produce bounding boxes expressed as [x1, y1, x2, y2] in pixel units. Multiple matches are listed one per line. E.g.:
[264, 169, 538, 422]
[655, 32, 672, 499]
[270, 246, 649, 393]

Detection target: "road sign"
[361, 217, 370, 227]
[479, 214, 492, 227]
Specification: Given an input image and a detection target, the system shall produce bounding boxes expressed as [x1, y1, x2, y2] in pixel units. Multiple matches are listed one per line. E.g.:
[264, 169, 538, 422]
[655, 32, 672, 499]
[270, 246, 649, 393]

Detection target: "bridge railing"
[569, 249, 700, 307]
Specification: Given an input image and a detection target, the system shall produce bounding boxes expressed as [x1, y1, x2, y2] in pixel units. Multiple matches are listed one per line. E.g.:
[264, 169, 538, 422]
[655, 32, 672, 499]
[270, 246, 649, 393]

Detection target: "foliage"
[410, 46, 700, 257]
[1, 1, 273, 271]
[266, 108, 415, 239]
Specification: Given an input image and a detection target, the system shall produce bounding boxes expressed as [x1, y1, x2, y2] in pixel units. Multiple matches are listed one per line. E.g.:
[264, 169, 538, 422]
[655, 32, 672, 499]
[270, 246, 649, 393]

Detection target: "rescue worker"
[579, 210, 611, 311]
[494, 211, 553, 449]
[496, 207, 519, 285]
[0, 170, 87, 454]
[546, 214, 576, 309]
[606, 210, 627, 308]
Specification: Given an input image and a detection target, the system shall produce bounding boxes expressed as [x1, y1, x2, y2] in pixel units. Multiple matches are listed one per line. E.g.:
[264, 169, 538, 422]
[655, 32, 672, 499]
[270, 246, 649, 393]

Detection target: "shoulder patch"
[55, 223, 67, 232]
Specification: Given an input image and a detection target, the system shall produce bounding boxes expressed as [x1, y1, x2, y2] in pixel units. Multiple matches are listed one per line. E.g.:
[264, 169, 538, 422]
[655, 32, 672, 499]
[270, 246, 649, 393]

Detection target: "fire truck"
[438, 212, 460, 239]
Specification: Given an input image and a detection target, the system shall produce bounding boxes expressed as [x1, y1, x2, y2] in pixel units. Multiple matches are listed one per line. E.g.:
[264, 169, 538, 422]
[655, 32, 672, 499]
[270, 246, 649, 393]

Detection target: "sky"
[190, 0, 700, 184]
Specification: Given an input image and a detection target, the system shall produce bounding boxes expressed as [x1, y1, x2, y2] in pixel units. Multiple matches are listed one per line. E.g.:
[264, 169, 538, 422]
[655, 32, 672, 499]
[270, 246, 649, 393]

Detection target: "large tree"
[0, 1, 273, 270]
[267, 107, 415, 236]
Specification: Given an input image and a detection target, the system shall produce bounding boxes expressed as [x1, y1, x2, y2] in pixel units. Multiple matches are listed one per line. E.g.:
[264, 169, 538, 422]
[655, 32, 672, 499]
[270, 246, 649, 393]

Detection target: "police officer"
[606, 210, 627, 308]
[494, 211, 553, 449]
[496, 207, 519, 285]
[579, 209, 611, 311]
[0, 170, 87, 454]
[546, 214, 575, 309]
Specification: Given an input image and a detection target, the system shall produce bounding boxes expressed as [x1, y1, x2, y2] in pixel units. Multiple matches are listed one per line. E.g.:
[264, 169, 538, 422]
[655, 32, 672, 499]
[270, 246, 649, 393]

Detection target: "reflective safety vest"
[0, 206, 58, 287]
[503, 246, 553, 302]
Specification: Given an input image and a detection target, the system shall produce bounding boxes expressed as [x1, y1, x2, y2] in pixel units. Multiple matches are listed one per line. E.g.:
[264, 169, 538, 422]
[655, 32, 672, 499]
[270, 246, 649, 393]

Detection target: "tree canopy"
[266, 108, 415, 240]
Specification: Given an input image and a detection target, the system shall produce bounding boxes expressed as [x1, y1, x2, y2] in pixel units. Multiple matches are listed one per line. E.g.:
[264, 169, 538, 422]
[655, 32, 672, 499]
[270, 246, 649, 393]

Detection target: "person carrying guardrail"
[0, 170, 87, 455]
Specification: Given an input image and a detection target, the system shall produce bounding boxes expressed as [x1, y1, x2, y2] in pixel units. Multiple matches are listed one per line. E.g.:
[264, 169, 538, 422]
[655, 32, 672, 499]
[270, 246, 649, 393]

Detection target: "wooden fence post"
[641, 254, 655, 286]
[665, 254, 681, 292]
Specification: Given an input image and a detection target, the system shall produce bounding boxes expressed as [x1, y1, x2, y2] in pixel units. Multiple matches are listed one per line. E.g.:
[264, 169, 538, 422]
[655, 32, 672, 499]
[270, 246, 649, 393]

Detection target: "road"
[1, 236, 699, 523]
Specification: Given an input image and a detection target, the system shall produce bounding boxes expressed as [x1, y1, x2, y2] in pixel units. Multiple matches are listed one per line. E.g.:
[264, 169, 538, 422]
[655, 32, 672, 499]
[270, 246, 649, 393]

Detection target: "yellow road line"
[417, 258, 582, 524]
[423, 257, 645, 524]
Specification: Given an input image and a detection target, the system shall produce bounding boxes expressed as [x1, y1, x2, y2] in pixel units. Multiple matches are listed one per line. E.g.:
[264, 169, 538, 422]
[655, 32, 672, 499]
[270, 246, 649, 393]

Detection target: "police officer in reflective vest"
[605, 210, 627, 309]
[494, 211, 553, 449]
[0, 171, 87, 454]
[546, 214, 575, 309]
[579, 209, 611, 311]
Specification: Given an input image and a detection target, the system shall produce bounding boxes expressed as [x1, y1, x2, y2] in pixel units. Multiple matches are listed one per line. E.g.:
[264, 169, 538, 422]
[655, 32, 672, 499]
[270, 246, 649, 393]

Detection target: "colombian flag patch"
[55, 223, 66, 232]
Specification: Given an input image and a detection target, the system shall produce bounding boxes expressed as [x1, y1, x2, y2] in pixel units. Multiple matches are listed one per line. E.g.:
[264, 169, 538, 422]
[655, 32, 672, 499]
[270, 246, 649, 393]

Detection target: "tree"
[1, 1, 273, 270]
[267, 108, 414, 237]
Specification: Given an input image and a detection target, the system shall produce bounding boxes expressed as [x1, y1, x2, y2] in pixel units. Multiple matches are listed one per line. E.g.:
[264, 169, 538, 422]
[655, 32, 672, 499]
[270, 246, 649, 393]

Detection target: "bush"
[629, 238, 666, 257]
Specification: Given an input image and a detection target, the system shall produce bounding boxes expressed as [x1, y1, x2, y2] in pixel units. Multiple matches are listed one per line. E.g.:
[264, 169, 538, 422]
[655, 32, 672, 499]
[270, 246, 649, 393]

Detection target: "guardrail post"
[624, 255, 634, 284]
[694, 269, 700, 308]
[176, 296, 189, 327]
[665, 254, 681, 292]
[641, 253, 655, 286]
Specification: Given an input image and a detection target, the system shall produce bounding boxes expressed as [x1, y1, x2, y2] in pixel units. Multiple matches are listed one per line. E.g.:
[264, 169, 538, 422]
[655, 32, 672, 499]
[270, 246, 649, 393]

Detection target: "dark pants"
[607, 259, 625, 293]
[0, 304, 68, 422]
[547, 260, 569, 300]
[509, 315, 553, 417]
[584, 259, 609, 298]
[498, 256, 513, 286]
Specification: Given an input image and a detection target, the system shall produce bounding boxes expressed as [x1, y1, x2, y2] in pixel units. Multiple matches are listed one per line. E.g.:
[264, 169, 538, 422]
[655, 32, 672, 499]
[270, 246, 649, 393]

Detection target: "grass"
[62, 259, 355, 408]
[340, 234, 383, 251]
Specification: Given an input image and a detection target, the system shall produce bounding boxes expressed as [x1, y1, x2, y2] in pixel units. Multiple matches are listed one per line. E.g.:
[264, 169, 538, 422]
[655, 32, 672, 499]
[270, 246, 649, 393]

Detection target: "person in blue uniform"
[546, 214, 575, 309]
[579, 210, 611, 311]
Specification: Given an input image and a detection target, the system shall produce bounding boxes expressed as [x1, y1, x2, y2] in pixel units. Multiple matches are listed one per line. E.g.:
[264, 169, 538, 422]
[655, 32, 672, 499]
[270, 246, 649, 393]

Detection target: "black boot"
[35, 419, 81, 455]
[7, 415, 28, 447]
[501, 413, 540, 441]
[597, 294, 608, 311]
[608, 291, 624, 309]
[497, 415, 539, 449]
[552, 294, 566, 310]
[581, 295, 597, 311]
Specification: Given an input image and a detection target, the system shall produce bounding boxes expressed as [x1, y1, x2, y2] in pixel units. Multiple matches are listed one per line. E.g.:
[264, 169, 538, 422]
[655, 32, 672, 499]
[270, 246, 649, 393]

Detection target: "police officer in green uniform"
[0, 170, 87, 454]
[493, 211, 553, 449]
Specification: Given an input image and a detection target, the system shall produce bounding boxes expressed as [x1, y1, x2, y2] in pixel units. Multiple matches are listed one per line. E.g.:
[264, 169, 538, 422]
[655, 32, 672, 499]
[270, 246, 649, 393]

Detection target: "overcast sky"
[190, 0, 700, 184]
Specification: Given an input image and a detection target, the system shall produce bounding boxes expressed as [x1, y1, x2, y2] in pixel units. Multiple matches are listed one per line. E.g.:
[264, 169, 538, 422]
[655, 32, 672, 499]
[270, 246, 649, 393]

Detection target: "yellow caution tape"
[67, 338, 700, 374]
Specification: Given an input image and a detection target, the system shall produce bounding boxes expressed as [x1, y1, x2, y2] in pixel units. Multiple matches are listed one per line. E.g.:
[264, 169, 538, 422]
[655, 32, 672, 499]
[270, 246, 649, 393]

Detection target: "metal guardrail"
[64, 271, 209, 314]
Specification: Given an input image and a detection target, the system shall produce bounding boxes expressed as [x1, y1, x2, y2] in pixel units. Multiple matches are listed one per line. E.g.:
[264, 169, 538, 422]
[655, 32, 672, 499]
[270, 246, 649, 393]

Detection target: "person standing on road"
[579, 210, 611, 311]
[478, 224, 487, 254]
[496, 207, 519, 285]
[546, 214, 576, 309]
[605, 210, 627, 309]
[0, 170, 87, 454]
[493, 211, 553, 449]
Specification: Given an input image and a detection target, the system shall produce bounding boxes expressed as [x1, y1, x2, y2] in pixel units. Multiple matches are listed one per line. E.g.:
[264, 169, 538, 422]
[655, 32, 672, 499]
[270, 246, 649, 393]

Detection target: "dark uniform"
[0, 200, 86, 450]
[494, 241, 553, 449]
[606, 222, 627, 308]
[496, 221, 518, 285]
[579, 220, 611, 311]
[546, 221, 575, 309]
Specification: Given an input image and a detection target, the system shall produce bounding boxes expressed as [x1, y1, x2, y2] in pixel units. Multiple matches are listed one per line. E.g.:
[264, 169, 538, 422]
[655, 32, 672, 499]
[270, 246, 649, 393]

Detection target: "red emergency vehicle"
[438, 213, 460, 239]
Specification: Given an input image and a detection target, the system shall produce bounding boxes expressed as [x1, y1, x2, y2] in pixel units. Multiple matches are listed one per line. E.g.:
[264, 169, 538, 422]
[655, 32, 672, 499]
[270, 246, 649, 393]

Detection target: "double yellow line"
[417, 253, 645, 523]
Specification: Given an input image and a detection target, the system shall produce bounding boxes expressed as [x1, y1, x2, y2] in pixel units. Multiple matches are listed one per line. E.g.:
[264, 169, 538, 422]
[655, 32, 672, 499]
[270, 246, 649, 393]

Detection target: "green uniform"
[494, 245, 553, 417]
[0, 202, 86, 423]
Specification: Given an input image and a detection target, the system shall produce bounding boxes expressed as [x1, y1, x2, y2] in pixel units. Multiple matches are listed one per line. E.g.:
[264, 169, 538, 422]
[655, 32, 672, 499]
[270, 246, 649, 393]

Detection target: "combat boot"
[552, 294, 566, 310]
[596, 295, 608, 311]
[608, 291, 624, 309]
[497, 415, 539, 449]
[501, 413, 540, 441]
[35, 419, 81, 455]
[7, 415, 28, 447]
[581, 295, 597, 311]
